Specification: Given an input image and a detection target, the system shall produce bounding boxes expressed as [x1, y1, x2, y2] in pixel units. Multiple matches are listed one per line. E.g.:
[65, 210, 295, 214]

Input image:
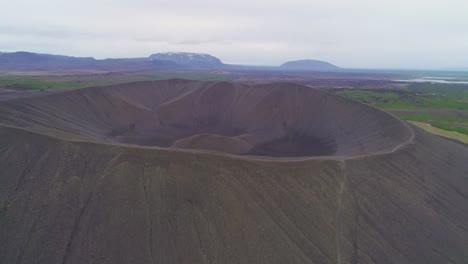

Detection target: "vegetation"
[409, 121, 468, 144]
[395, 113, 468, 136]
[0, 77, 89, 90]
[0, 72, 232, 91]
[337, 83, 468, 141]
[340, 84, 468, 110]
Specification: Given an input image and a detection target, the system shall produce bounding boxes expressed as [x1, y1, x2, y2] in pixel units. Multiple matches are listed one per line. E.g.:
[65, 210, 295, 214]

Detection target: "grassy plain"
[409, 121, 468, 144]
[336, 83, 468, 141]
[0, 72, 233, 91]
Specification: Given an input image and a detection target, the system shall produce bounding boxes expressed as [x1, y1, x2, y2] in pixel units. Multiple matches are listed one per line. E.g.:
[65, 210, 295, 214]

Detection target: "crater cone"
[0, 79, 411, 158]
[0, 80, 467, 264]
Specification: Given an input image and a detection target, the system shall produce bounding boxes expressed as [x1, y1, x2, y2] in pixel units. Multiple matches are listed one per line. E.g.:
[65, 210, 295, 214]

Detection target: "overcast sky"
[1, 0, 467, 69]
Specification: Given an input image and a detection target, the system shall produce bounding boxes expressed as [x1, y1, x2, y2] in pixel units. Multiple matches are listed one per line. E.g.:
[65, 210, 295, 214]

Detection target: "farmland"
[333, 83, 468, 139]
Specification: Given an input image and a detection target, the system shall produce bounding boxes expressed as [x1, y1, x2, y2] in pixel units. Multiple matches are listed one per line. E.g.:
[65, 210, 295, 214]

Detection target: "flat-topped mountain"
[0, 51, 342, 72]
[149, 52, 224, 68]
[281, 59, 339, 71]
[0, 51, 223, 71]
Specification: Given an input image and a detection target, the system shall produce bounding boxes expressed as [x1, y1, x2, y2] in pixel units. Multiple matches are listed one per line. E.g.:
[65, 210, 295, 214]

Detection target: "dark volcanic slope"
[0, 80, 467, 264]
[0, 80, 410, 157]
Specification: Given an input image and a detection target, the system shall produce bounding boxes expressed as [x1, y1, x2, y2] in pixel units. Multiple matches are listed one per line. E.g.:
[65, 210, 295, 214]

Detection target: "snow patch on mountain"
[149, 52, 223, 67]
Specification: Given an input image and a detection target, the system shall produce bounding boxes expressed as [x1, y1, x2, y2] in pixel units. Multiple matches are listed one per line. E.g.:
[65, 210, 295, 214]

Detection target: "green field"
[0, 72, 233, 91]
[409, 121, 468, 144]
[337, 83, 468, 140]
[340, 84, 468, 110]
[0, 77, 90, 90]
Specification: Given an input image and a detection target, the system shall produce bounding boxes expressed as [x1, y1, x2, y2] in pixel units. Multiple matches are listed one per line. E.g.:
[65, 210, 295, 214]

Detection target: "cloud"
[0, 0, 467, 68]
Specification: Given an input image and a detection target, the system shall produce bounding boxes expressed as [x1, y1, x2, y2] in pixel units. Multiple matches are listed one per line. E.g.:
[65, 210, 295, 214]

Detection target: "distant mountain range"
[0, 51, 340, 72]
[0, 52, 97, 71]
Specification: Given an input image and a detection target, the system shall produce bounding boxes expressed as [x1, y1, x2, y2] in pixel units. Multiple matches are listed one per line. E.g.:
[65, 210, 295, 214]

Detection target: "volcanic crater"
[0, 79, 412, 158]
[1, 80, 468, 264]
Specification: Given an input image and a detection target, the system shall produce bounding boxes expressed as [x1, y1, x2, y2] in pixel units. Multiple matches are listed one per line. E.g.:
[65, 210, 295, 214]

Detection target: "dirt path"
[335, 160, 347, 264]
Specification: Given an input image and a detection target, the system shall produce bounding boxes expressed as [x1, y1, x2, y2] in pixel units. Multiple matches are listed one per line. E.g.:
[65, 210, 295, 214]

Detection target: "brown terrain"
[0, 80, 467, 264]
